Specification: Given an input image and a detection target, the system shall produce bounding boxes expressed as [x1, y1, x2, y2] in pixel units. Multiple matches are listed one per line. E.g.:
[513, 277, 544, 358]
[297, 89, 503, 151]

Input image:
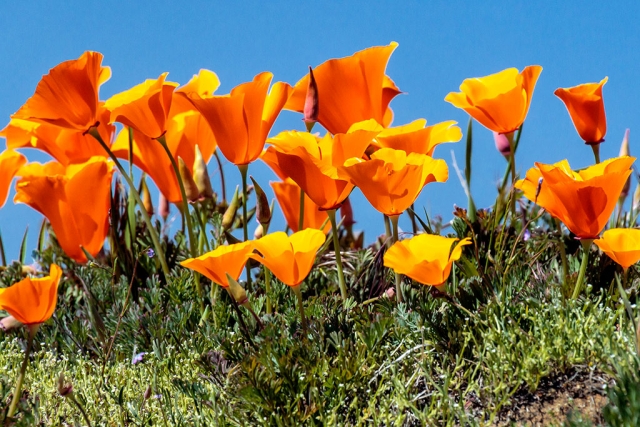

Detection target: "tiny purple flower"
[523, 229, 532, 241]
[146, 248, 155, 258]
[131, 351, 147, 365]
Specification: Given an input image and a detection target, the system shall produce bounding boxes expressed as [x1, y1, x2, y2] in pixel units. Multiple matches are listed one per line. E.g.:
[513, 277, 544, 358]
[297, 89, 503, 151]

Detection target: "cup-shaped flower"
[372, 119, 462, 156]
[515, 156, 634, 239]
[110, 109, 216, 203]
[188, 72, 292, 166]
[445, 66, 542, 134]
[340, 148, 448, 217]
[0, 149, 26, 208]
[554, 78, 608, 144]
[1, 106, 115, 165]
[105, 73, 178, 139]
[171, 69, 221, 116]
[594, 228, 640, 269]
[180, 241, 254, 288]
[11, 51, 110, 132]
[14, 157, 115, 263]
[263, 128, 378, 210]
[271, 179, 330, 233]
[285, 43, 402, 135]
[0, 264, 61, 325]
[249, 229, 326, 287]
[384, 234, 471, 286]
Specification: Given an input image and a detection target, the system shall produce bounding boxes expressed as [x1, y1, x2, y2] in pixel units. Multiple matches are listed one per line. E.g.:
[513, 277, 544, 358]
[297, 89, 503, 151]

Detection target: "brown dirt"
[493, 367, 612, 426]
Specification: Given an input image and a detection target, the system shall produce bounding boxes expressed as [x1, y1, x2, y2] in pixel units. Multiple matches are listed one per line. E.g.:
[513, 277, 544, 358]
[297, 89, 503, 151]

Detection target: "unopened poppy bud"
[303, 66, 319, 132]
[250, 176, 271, 226]
[222, 186, 240, 231]
[493, 131, 513, 157]
[158, 192, 170, 221]
[140, 175, 154, 215]
[633, 183, 640, 211]
[254, 223, 264, 240]
[340, 197, 356, 228]
[144, 386, 152, 401]
[178, 157, 199, 202]
[620, 129, 631, 199]
[193, 145, 214, 200]
[57, 373, 73, 398]
[225, 273, 248, 305]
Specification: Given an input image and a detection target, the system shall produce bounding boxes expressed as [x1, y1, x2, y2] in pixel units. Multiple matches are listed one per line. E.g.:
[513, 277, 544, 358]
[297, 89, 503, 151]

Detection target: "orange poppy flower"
[11, 51, 110, 132]
[0, 149, 27, 208]
[180, 241, 254, 288]
[445, 65, 542, 134]
[340, 147, 448, 217]
[111, 109, 216, 203]
[14, 157, 114, 263]
[285, 43, 402, 135]
[263, 128, 378, 210]
[188, 72, 292, 165]
[515, 156, 634, 239]
[1, 106, 115, 166]
[594, 228, 640, 269]
[384, 234, 472, 286]
[0, 264, 61, 325]
[554, 78, 608, 144]
[249, 229, 326, 287]
[171, 69, 221, 116]
[271, 179, 330, 233]
[372, 119, 462, 156]
[105, 73, 178, 139]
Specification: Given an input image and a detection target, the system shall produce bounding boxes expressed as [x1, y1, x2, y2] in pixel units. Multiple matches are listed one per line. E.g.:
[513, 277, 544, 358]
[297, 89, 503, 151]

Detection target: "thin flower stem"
[87, 128, 170, 278]
[298, 188, 305, 233]
[389, 215, 403, 303]
[239, 165, 252, 290]
[213, 151, 227, 203]
[193, 202, 211, 252]
[327, 209, 348, 301]
[262, 221, 272, 314]
[69, 394, 93, 427]
[291, 284, 308, 332]
[571, 239, 593, 300]
[383, 214, 392, 248]
[554, 219, 569, 293]
[591, 144, 601, 164]
[155, 136, 198, 257]
[507, 136, 517, 215]
[8, 324, 38, 418]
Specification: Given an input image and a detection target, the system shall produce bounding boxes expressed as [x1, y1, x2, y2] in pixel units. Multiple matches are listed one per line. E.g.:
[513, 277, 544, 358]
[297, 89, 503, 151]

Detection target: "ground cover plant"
[0, 44, 639, 426]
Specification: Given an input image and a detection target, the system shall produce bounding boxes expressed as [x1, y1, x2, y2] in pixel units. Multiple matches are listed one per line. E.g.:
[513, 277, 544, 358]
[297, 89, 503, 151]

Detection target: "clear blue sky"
[1, 1, 639, 260]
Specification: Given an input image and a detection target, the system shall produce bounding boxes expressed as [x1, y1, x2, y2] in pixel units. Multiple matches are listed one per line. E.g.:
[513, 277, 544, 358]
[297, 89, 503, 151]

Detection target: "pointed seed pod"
[178, 157, 200, 202]
[303, 66, 319, 132]
[193, 145, 214, 200]
[222, 186, 240, 231]
[158, 192, 170, 221]
[140, 175, 154, 215]
[250, 176, 271, 226]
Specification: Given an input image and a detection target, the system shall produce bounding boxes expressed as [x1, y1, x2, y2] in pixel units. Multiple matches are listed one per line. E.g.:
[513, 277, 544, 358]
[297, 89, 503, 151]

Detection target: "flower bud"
[303, 66, 319, 132]
[493, 131, 513, 157]
[250, 176, 271, 226]
[633, 183, 640, 211]
[193, 145, 214, 200]
[178, 157, 200, 202]
[57, 373, 73, 398]
[144, 386, 152, 401]
[620, 129, 631, 200]
[225, 273, 248, 305]
[140, 175, 154, 215]
[254, 223, 264, 240]
[158, 192, 170, 221]
[340, 197, 355, 228]
[222, 186, 240, 231]
[0, 315, 22, 333]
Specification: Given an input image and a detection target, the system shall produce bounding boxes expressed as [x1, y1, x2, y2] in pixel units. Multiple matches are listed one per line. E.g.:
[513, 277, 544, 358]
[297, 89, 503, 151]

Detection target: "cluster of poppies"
[1, 42, 640, 329]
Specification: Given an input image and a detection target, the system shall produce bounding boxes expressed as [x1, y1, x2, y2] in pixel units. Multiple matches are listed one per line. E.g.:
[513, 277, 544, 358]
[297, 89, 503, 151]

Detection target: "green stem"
[8, 324, 38, 418]
[298, 188, 305, 232]
[87, 127, 170, 278]
[291, 284, 308, 332]
[591, 144, 601, 164]
[239, 165, 252, 290]
[555, 219, 569, 293]
[571, 239, 593, 300]
[69, 394, 93, 427]
[507, 134, 517, 215]
[213, 151, 227, 203]
[193, 202, 211, 252]
[328, 209, 348, 301]
[155, 136, 198, 256]
[389, 215, 403, 303]
[263, 221, 272, 314]
[383, 214, 392, 248]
